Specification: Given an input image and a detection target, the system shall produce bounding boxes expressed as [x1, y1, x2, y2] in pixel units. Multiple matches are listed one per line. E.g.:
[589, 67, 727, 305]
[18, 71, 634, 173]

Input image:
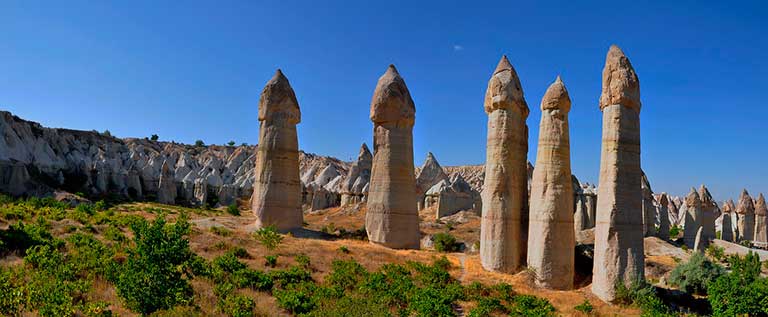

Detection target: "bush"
[194, 140, 205, 147]
[614, 279, 672, 316]
[274, 281, 318, 314]
[264, 255, 278, 268]
[706, 244, 725, 262]
[214, 252, 248, 274]
[669, 225, 681, 238]
[295, 254, 311, 268]
[708, 252, 768, 316]
[253, 226, 282, 251]
[226, 204, 240, 216]
[669, 251, 724, 295]
[509, 294, 556, 316]
[112, 216, 194, 314]
[219, 293, 255, 317]
[0, 266, 24, 315]
[231, 269, 273, 291]
[327, 260, 368, 293]
[338, 245, 350, 254]
[210, 226, 232, 237]
[433, 233, 460, 252]
[574, 300, 594, 314]
[0, 220, 62, 255]
[150, 134, 159, 141]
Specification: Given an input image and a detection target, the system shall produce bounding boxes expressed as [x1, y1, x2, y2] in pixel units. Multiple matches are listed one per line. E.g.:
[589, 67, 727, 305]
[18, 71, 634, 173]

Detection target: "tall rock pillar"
[365, 65, 419, 249]
[736, 190, 755, 242]
[698, 185, 719, 243]
[157, 160, 177, 205]
[641, 173, 656, 236]
[252, 70, 303, 232]
[754, 193, 768, 247]
[683, 188, 703, 248]
[592, 45, 645, 302]
[657, 193, 671, 240]
[527, 76, 574, 289]
[480, 56, 530, 273]
[720, 200, 735, 242]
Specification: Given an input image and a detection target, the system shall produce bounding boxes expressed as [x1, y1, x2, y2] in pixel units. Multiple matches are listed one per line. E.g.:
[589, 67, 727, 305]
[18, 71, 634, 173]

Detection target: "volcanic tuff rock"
[480, 55, 530, 273]
[683, 188, 702, 248]
[526, 76, 575, 290]
[425, 174, 478, 218]
[642, 172, 656, 237]
[754, 193, 768, 247]
[251, 70, 303, 231]
[592, 45, 644, 302]
[157, 160, 177, 204]
[415, 152, 449, 207]
[698, 185, 719, 244]
[657, 193, 671, 240]
[339, 143, 373, 206]
[736, 190, 755, 242]
[365, 65, 420, 249]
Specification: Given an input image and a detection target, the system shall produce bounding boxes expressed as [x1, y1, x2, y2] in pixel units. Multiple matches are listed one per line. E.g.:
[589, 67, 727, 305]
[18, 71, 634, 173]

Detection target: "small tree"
[669, 251, 725, 295]
[227, 141, 236, 147]
[102, 130, 112, 137]
[150, 134, 159, 141]
[194, 140, 205, 147]
[254, 225, 283, 251]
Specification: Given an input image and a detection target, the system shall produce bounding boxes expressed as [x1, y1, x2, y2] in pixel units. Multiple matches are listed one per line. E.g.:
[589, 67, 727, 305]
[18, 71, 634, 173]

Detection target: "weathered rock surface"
[698, 185, 719, 244]
[251, 70, 303, 231]
[365, 65, 420, 249]
[416, 152, 449, 209]
[683, 188, 702, 248]
[641, 172, 656, 237]
[526, 76, 574, 290]
[693, 226, 705, 252]
[340, 143, 372, 206]
[720, 200, 735, 242]
[657, 193, 670, 240]
[425, 174, 478, 218]
[736, 190, 755, 242]
[592, 45, 644, 302]
[480, 56, 530, 273]
[157, 160, 177, 204]
[754, 193, 768, 247]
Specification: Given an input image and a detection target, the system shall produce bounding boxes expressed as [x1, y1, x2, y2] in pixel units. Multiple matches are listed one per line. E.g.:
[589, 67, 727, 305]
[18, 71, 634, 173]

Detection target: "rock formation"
[683, 188, 702, 248]
[657, 193, 670, 240]
[526, 76, 574, 290]
[641, 173, 656, 236]
[157, 160, 177, 204]
[736, 190, 755, 242]
[416, 152, 449, 210]
[720, 200, 735, 242]
[592, 45, 644, 302]
[340, 143, 372, 206]
[425, 174, 478, 218]
[365, 65, 420, 249]
[252, 69, 303, 231]
[698, 185, 719, 243]
[480, 56, 530, 273]
[754, 193, 768, 247]
[693, 226, 705, 252]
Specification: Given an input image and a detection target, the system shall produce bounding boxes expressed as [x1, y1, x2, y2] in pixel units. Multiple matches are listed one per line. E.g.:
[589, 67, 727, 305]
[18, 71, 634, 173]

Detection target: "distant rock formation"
[425, 174, 477, 218]
[340, 143, 372, 206]
[157, 160, 177, 205]
[720, 200, 735, 242]
[754, 193, 768, 247]
[683, 188, 703, 248]
[642, 172, 656, 237]
[592, 45, 644, 302]
[698, 185, 720, 244]
[365, 65, 420, 249]
[657, 193, 671, 240]
[416, 152, 449, 210]
[480, 55, 530, 273]
[252, 70, 303, 231]
[736, 190, 755, 242]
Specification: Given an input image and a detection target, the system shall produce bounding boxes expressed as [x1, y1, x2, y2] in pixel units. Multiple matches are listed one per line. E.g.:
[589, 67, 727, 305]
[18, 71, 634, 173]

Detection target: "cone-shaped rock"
[754, 194, 768, 246]
[592, 45, 644, 302]
[252, 70, 303, 231]
[527, 76, 574, 289]
[157, 160, 177, 205]
[736, 190, 755, 242]
[720, 200, 735, 242]
[698, 185, 719, 243]
[480, 56, 530, 273]
[340, 143, 373, 206]
[658, 193, 671, 240]
[365, 65, 419, 249]
[416, 152, 448, 208]
[683, 188, 702, 248]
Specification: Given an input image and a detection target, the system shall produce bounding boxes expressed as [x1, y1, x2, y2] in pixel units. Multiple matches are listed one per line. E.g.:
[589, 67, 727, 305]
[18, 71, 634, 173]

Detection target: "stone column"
[720, 205, 734, 242]
[683, 188, 702, 248]
[736, 190, 755, 242]
[754, 193, 768, 247]
[157, 160, 177, 205]
[657, 193, 671, 240]
[527, 76, 574, 290]
[698, 185, 719, 243]
[480, 56, 530, 273]
[641, 173, 656, 236]
[592, 45, 645, 302]
[365, 65, 419, 249]
[252, 69, 303, 232]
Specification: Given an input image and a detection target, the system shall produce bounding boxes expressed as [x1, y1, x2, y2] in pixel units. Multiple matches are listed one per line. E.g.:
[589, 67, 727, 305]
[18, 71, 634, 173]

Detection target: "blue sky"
[1, 1, 766, 201]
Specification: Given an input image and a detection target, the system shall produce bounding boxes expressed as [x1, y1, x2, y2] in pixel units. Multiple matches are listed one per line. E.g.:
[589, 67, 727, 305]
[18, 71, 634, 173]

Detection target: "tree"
[102, 130, 112, 137]
[194, 140, 205, 147]
[150, 134, 159, 141]
[227, 141, 236, 147]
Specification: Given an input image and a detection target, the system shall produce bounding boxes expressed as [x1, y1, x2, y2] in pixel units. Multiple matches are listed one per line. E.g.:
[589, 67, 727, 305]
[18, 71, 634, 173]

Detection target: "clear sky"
[1, 1, 766, 201]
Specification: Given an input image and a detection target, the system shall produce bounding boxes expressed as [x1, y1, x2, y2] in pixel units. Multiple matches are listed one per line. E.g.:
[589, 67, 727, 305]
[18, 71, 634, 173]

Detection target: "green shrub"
[231, 269, 273, 291]
[304, 295, 391, 317]
[274, 281, 318, 314]
[432, 233, 460, 252]
[226, 204, 240, 216]
[231, 247, 250, 259]
[219, 293, 255, 317]
[264, 255, 278, 268]
[210, 226, 232, 237]
[708, 252, 768, 316]
[706, 244, 725, 262]
[509, 294, 556, 316]
[66, 233, 115, 278]
[574, 300, 594, 314]
[253, 226, 282, 251]
[0, 220, 62, 255]
[214, 251, 248, 274]
[327, 260, 368, 293]
[669, 225, 681, 238]
[112, 215, 194, 314]
[269, 266, 313, 289]
[0, 266, 24, 315]
[103, 225, 126, 243]
[668, 251, 724, 295]
[338, 245, 350, 254]
[614, 279, 672, 316]
[295, 254, 311, 268]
